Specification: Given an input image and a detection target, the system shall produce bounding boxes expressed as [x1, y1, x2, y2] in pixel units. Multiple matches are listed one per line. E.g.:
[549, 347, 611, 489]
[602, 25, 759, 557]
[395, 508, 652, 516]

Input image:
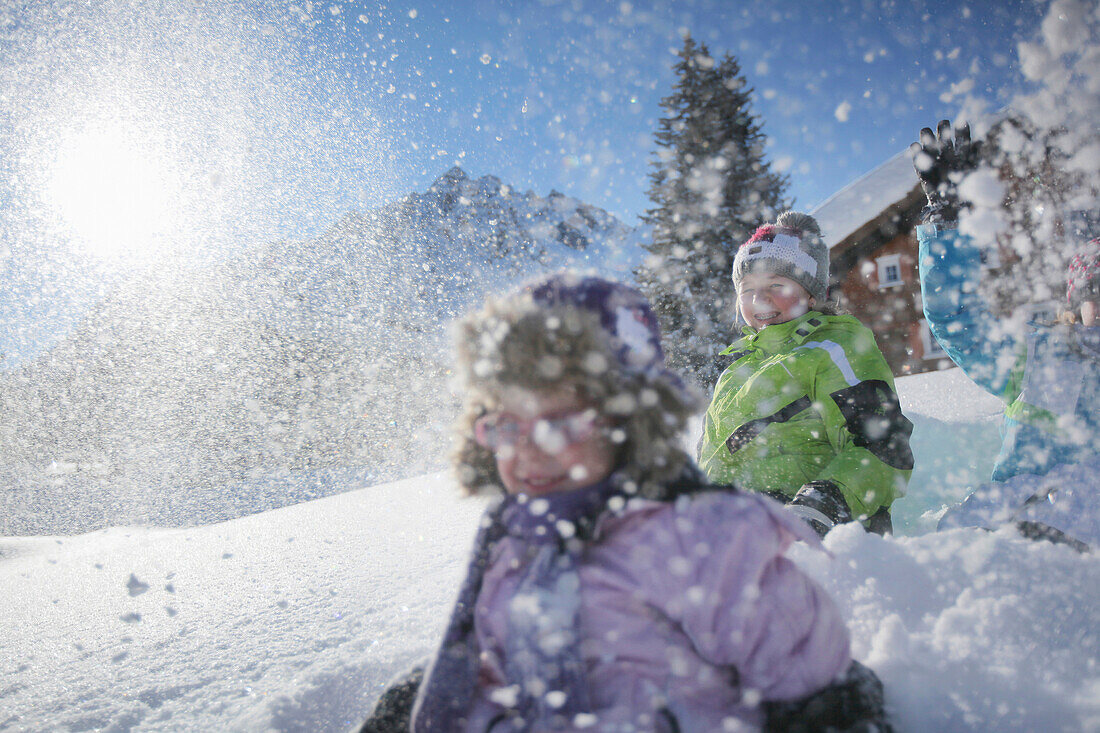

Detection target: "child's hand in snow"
[787, 480, 853, 538]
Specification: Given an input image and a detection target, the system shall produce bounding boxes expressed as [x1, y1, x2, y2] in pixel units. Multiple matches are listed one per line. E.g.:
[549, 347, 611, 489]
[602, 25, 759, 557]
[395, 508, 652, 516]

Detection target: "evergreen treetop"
[637, 34, 790, 387]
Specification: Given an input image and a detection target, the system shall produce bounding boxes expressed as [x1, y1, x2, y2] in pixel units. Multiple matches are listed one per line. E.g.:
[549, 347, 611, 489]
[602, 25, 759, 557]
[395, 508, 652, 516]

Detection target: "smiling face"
[737, 272, 816, 329]
[486, 384, 617, 497]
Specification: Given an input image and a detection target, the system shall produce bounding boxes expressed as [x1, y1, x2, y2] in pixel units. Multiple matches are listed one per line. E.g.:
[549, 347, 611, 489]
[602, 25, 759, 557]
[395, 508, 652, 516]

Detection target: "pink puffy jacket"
[465, 491, 852, 732]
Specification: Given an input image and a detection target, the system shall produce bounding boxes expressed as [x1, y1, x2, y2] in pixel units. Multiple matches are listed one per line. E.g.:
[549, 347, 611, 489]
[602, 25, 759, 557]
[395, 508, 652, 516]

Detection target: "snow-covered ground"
[3, 367, 1099, 732]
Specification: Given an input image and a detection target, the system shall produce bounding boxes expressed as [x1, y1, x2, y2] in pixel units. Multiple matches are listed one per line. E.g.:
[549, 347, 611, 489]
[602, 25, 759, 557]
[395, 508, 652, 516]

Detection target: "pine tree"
[636, 35, 789, 387]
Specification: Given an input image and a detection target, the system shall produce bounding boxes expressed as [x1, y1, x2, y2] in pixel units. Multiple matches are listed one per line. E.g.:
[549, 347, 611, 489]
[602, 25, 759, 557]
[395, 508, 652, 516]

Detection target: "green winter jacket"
[698, 312, 913, 519]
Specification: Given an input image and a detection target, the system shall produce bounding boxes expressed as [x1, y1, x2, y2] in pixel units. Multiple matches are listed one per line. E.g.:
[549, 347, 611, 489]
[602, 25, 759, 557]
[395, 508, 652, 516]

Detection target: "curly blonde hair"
[451, 290, 702, 500]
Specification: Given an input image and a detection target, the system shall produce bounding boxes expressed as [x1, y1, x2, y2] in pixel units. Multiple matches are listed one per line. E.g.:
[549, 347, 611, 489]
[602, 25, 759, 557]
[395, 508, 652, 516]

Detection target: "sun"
[47, 125, 181, 259]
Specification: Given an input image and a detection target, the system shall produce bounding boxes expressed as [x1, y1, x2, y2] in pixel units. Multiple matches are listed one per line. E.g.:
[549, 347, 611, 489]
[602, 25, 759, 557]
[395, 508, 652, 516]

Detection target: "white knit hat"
[731, 211, 829, 303]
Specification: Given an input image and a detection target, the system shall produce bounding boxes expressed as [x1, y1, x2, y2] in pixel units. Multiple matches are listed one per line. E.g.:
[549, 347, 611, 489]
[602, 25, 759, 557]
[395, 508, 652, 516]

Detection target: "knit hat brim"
[732, 225, 829, 303]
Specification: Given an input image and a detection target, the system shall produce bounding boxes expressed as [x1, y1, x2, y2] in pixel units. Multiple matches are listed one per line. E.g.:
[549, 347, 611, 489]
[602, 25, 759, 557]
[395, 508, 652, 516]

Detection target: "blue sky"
[316, 0, 1044, 219]
[0, 0, 1047, 364]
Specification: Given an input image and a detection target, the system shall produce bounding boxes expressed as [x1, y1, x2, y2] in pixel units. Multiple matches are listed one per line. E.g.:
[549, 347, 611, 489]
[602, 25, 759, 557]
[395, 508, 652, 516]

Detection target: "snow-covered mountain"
[251, 166, 644, 343]
[0, 169, 646, 535]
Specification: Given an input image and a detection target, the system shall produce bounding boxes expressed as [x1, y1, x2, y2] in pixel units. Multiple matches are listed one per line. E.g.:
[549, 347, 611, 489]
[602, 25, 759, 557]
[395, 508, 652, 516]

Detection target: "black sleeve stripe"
[725, 396, 813, 456]
[829, 380, 915, 470]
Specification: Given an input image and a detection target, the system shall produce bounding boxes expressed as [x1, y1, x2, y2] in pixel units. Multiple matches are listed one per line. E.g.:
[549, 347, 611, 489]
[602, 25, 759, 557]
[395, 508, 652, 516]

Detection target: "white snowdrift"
[2, 368, 1098, 732]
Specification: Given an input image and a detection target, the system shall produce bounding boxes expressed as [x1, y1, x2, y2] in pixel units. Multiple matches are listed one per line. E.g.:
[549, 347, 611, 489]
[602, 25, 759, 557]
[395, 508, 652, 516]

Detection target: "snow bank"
[793, 525, 1100, 732]
[3, 368, 1098, 732]
[892, 367, 1005, 534]
[0, 474, 488, 732]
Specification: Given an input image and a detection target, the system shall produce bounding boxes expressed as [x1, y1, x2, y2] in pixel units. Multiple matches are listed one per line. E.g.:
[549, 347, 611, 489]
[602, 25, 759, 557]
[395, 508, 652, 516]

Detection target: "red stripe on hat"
[744, 225, 777, 246]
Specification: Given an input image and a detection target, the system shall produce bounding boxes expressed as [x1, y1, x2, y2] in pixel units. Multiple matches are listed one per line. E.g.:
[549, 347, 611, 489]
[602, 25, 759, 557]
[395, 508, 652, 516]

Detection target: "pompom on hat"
[1066, 237, 1100, 309]
[732, 211, 830, 304]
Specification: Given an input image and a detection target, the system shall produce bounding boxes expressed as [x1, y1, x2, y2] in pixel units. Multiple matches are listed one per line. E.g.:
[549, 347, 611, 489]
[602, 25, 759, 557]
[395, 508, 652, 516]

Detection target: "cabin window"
[876, 253, 903, 288]
[920, 319, 946, 360]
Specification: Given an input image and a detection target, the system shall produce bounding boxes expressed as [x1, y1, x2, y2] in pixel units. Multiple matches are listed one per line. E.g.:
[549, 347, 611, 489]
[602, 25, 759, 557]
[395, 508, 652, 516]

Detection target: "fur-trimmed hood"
[450, 274, 702, 499]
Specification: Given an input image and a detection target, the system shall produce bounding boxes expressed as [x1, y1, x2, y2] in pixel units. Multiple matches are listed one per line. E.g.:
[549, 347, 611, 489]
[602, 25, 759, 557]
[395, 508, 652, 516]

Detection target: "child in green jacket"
[697, 211, 914, 536]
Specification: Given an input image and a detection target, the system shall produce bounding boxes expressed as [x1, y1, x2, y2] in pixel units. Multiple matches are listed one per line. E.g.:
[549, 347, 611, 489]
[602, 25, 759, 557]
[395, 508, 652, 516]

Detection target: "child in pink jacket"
[362, 273, 888, 732]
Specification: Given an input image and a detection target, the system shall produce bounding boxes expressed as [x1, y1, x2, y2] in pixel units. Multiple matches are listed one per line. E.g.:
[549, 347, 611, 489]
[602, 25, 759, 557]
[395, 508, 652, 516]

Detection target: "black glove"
[787, 480, 852, 538]
[908, 119, 981, 225]
[764, 661, 892, 733]
[360, 666, 423, 733]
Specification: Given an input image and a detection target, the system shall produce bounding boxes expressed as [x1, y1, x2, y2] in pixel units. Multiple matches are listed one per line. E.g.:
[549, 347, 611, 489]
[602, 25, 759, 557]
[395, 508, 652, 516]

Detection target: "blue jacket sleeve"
[916, 224, 1022, 398]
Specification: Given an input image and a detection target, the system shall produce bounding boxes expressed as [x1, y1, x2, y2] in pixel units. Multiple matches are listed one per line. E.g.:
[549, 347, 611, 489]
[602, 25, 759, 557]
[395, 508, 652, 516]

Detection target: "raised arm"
[911, 120, 1024, 397]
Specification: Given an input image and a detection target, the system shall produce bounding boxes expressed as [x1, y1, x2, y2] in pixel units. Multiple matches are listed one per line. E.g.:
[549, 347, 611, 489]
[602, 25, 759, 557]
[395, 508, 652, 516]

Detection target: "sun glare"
[47, 126, 181, 259]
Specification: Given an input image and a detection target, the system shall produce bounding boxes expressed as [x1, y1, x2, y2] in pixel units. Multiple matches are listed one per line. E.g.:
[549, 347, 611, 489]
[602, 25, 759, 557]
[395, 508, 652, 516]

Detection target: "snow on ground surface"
[892, 366, 1005, 535]
[3, 367, 1099, 732]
